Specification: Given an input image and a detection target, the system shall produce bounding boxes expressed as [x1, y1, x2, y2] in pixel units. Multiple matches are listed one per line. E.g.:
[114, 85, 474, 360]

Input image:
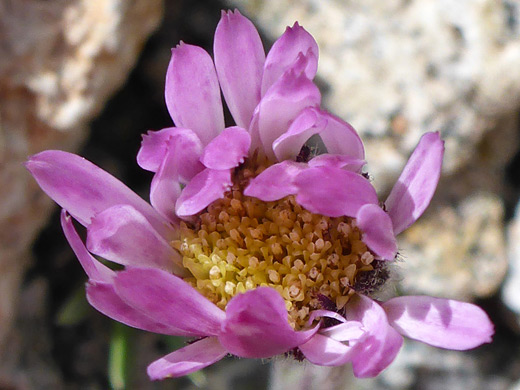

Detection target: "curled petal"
[214, 9, 265, 128]
[318, 110, 364, 159]
[200, 126, 251, 170]
[383, 296, 494, 350]
[299, 333, 355, 366]
[320, 321, 365, 342]
[61, 210, 114, 283]
[273, 107, 364, 162]
[165, 43, 224, 145]
[356, 204, 398, 260]
[137, 127, 203, 177]
[86, 205, 185, 276]
[250, 68, 321, 160]
[294, 166, 378, 217]
[149, 131, 205, 223]
[175, 169, 232, 217]
[385, 132, 444, 235]
[261, 22, 319, 95]
[25, 151, 171, 239]
[150, 139, 183, 225]
[114, 268, 225, 337]
[219, 287, 318, 358]
[308, 154, 366, 172]
[307, 309, 347, 325]
[345, 294, 403, 378]
[87, 281, 198, 336]
[272, 106, 326, 161]
[147, 337, 227, 380]
[137, 127, 177, 172]
[244, 161, 306, 201]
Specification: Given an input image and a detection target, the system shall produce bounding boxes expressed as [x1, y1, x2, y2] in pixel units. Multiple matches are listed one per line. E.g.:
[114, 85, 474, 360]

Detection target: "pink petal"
[243, 161, 306, 201]
[114, 268, 225, 336]
[320, 321, 365, 342]
[149, 131, 206, 223]
[356, 204, 398, 260]
[273, 107, 364, 162]
[147, 337, 227, 380]
[25, 151, 171, 239]
[308, 154, 366, 172]
[272, 106, 326, 161]
[137, 127, 177, 172]
[150, 139, 183, 225]
[138, 127, 203, 180]
[175, 168, 232, 217]
[200, 126, 251, 170]
[250, 68, 321, 161]
[60, 210, 114, 283]
[299, 333, 355, 366]
[318, 110, 365, 159]
[382, 296, 494, 350]
[261, 22, 319, 95]
[345, 294, 403, 378]
[218, 287, 318, 358]
[137, 127, 202, 175]
[165, 43, 224, 145]
[214, 10, 265, 128]
[86, 205, 186, 276]
[385, 132, 444, 235]
[293, 166, 378, 217]
[87, 281, 198, 336]
[307, 309, 347, 325]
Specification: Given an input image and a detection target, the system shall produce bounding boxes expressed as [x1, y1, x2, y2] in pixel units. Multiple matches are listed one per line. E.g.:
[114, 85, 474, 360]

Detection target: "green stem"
[109, 322, 133, 390]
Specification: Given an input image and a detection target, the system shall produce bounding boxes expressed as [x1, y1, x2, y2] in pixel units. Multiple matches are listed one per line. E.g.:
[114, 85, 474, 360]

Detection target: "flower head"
[26, 10, 493, 381]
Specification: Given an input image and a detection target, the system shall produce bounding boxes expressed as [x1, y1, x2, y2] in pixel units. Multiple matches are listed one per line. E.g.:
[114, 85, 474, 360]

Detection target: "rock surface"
[0, 0, 163, 351]
[228, 0, 520, 180]
[503, 202, 520, 319]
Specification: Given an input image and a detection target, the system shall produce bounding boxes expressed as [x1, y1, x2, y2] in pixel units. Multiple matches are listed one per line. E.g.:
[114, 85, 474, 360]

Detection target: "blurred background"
[1, 0, 520, 389]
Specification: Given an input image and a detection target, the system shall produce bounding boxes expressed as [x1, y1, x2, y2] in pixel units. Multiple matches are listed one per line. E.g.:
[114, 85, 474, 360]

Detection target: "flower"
[26, 10, 493, 381]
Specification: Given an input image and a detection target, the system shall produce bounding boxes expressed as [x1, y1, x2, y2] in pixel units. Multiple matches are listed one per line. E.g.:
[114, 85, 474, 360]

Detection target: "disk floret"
[174, 165, 380, 329]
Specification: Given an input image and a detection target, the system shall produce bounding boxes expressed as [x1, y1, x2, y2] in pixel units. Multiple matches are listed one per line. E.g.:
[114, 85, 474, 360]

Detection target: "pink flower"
[26, 10, 493, 381]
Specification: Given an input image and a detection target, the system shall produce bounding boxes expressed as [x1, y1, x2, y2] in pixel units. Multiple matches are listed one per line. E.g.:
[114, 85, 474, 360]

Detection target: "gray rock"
[502, 202, 520, 317]
[398, 192, 508, 300]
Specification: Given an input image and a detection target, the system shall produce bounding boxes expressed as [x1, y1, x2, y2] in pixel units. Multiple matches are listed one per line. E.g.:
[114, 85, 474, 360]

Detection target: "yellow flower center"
[172, 164, 377, 329]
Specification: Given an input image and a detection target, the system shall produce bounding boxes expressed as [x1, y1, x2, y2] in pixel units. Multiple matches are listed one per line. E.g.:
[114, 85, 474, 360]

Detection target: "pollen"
[172, 168, 377, 329]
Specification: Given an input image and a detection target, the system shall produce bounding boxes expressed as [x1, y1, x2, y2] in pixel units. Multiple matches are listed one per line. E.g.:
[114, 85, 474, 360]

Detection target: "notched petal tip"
[261, 20, 319, 96]
[214, 7, 265, 129]
[200, 126, 251, 170]
[166, 43, 224, 145]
